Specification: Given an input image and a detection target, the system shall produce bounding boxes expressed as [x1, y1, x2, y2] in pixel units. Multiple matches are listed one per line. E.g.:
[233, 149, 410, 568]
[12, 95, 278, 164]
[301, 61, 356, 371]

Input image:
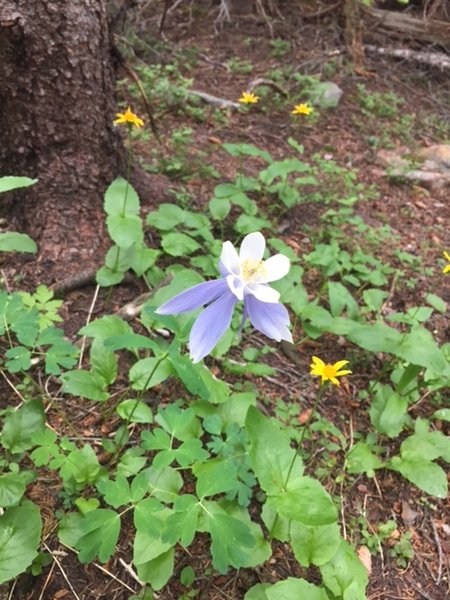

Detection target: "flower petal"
[156, 279, 228, 315]
[239, 232, 266, 262]
[189, 292, 238, 362]
[333, 360, 350, 371]
[263, 254, 290, 282]
[226, 274, 245, 300]
[219, 241, 240, 276]
[246, 283, 280, 303]
[245, 294, 292, 342]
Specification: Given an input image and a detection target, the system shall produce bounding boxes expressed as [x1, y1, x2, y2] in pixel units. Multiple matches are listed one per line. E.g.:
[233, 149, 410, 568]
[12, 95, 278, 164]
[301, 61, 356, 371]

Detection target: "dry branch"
[365, 44, 450, 70]
[362, 6, 450, 47]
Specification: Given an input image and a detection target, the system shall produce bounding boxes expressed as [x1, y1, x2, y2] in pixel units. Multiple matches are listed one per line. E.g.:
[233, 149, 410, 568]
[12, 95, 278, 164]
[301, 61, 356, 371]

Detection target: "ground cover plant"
[1, 5, 449, 600]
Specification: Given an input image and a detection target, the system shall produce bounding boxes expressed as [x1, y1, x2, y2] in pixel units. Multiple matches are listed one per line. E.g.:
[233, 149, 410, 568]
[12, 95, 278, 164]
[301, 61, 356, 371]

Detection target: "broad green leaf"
[129, 357, 172, 390]
[133, 531, 174, 590]
[245, 578, 328, 600]
[104, 332, 161, 355]
[106, 213, 143, 247]
[0, 232, 36, 253]
[389, 456, 447, 498]
[168, 348, 210, 400]
[133, 498, 165, 537]
[209, 196, 231, 220]
[58, 512, 84, 548]
[329, 281, 359, 318]
[130, 245, 160, 277]
[370, 384, 407, 438]
[401, 420, 450, 462]
[161, 232, 201, 256]
[143, 466, 183, 503]
[0, 500, 42, 585]
[346, 442, 383, 477]
[222, 143, 272, 163]
[270, 476, 337, 526]
[0, 176, 37, 193]
[116, 399, 153, 424]
[234, 214, 272, 235]
[76, 509, 121, 563]
[193, 459, 237, 499]
[61, 369, 109, 402]
[97, 475, 132, 509]
[259, 158, 310, 185]
[104, 177, 140, 215]
[320, 540, 368, 600]
[246, 407, 303, 496]
[80, 315, 132, 340]
[290, 521, 341, 567]
[346, 321, 402, 353]
[59, 445, 103, 493]
[163, 495, 200, 547]
[155, 405, 202, 441]
[426, 293, 447, 314]
[104, 244, 135, 271]
[1, 399, 45, 453]
[0, 472, 34, 508]
[207, 507, 255, 573]
[146, 203, 186, 230]
[432, 409, 450, 422]
[90, 339, 117, 386]
[362, 288, 388, 313]
[96, 265, 124, 286]
[396, 326, 450, 375]
[4, 346, 31, 372]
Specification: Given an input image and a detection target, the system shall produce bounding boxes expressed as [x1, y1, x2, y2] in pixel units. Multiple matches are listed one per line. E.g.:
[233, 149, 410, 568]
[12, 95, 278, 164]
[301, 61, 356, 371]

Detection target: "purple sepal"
[245, 294, 292, 342]
[156, 278, 229, 315]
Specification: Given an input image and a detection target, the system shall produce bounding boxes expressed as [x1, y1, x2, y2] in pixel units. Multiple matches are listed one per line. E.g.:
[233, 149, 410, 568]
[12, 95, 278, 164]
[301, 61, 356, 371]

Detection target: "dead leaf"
[357, 545, 372, 574]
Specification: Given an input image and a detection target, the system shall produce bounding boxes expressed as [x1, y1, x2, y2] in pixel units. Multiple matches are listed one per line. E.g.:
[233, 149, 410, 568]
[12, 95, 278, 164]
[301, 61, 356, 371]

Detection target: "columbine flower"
[114, 107, 144, 128]
[291, 103, 313, 116]
[442, 251, 450, 274]
[156, 232, 292, 362]
[238, 92, 260, 105]
[310, 356, 352, 386]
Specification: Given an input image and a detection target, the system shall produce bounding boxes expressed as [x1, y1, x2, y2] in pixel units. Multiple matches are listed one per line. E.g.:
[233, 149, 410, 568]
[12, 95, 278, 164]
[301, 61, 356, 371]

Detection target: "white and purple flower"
[156, 232, 293, 362]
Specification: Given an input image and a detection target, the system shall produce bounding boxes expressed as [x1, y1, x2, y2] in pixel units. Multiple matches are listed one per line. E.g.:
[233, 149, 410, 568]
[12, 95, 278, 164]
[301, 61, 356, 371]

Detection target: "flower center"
[240, 259, 267, 283]
[322, 364, 337, 379]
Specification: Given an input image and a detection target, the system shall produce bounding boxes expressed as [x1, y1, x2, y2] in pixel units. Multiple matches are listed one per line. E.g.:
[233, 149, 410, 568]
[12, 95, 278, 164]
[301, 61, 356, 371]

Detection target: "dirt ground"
[2, 2, 450, 599]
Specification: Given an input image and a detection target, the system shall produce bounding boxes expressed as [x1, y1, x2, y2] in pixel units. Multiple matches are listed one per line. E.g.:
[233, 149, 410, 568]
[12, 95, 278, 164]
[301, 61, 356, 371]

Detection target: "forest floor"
[3, 2, 450, 600]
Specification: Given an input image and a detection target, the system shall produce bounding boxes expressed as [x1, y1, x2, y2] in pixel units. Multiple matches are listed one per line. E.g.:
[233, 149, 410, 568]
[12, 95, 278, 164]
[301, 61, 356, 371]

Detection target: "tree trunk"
[0, 0, 124, 274]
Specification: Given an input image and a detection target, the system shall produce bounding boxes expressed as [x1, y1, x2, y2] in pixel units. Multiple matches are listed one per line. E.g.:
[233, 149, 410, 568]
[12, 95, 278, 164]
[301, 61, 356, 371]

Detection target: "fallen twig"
[189, 89, 240, 109]
[365, 44, 450, 70]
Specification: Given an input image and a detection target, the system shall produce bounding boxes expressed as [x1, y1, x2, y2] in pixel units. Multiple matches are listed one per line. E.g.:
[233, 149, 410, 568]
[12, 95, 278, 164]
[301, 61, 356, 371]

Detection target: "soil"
[1, 2, 449, 600]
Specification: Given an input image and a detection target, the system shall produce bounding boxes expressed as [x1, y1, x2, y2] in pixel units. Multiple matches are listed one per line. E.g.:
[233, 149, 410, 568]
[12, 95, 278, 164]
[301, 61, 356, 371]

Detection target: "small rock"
[401, 500, 419, 526]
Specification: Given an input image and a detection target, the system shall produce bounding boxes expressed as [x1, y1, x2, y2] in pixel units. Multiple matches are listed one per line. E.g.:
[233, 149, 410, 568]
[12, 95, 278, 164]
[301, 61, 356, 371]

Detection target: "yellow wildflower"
[310, 356, 352, 386]
[291, 103, 313, 116]
[443, 251, 450, 274]
[238, 92, 260, 105]
[114, 107, 144, 128]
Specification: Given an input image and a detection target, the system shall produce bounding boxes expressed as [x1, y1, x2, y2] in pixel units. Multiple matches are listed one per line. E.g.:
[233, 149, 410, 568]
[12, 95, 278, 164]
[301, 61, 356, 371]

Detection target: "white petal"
[226, 274, 244, 300]
[263, 254, 290, 282]
[239, 232, 266, 261]
[220, 241, 240, 274]
[246, 283, 280, 303]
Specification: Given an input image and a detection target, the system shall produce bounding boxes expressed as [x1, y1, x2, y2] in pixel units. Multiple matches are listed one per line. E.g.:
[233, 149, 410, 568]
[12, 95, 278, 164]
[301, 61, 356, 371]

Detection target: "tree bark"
[0, 0, 124, 272]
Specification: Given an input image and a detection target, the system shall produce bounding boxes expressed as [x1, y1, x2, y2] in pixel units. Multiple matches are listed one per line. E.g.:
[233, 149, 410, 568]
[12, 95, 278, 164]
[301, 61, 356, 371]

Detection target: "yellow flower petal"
[114, 106, 144, 128]
[291, 103, 313, 116]
[310, 356, 351, 386]
[238, 92, 260, 105]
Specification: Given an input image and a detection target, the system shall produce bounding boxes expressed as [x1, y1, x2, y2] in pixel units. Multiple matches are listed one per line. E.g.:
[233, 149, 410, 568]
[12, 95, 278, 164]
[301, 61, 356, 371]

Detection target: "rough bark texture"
[0, 0, 124, 272]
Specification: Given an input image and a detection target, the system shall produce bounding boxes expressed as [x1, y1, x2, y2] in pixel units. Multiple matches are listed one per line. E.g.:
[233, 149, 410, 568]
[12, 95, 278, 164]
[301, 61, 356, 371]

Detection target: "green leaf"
[234, 214, 272, 235]
[129, 357, 173, 390]
[116, 399, 153, 424]
[396, 326, 450, 375]
[270, 476, 337, 526]
[320, 540, 368, 600]
[80, 315, 132, 340]
[346, 442, 383, 477]
[389, 456, 447, 498]
[346, 321, 402, 353]
[97, 475, 132, 508]
[362, 288, 388, 313]
[155, 405, 202, 441]
[146, 203, 186, 230]
[59, 445, 103, 493]
[61, 370, 109, 402]
[143, 466, 183, 503]
[370, 384, 408, 438]
[222, 143, 272, 163]
[245, 578, 328, 600]
[90, 339, 117, 386]
[161, 232, 201, 256]
[209, 196, 231, 220]
[5, 346, 31, 372]
[260, 158, 310, 185]
[130, 245, 160, 276]
[96, 265, 125, 287]
[133, 530, 174, 590]
[246, 407, 303, 496]
[76, 509, 121, 563]
[290, 521, 341, 567]
[1, 399, 45, 453]
[0, 500, 42, 585]
[329, 282, 359, 318]
[426, 293, 447, 314]
[0, 176, 37, 193]
[104, 177, 140, 215]
[163, 495, 200, 547]
[432, 408, 450, 422]
[193, 459, 237, 499]
[0, 232, 36, 253]
[168, 348, 210, 400]
[207, 506, 255, 573]
[180, 565, 195, 586]
[133, 498, 165, 537]
[58, 512, 84, 548]
[107, 213, 143, 247]
[0, 472, 33, 508]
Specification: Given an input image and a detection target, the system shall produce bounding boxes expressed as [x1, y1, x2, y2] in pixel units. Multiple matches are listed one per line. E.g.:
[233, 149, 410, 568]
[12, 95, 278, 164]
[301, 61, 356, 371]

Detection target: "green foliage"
[0, 176, 37, 253]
